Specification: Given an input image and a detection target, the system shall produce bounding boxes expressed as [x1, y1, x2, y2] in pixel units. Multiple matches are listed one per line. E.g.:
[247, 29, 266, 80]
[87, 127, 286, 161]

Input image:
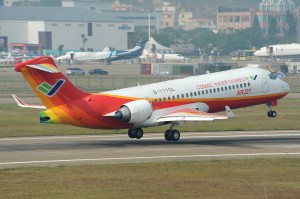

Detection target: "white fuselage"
[103, 67, 289, 127]
[254, 43, 300, 57]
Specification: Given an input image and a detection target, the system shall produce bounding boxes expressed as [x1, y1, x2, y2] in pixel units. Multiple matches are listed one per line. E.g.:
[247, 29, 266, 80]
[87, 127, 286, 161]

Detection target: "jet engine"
[114, 100, 152, 123]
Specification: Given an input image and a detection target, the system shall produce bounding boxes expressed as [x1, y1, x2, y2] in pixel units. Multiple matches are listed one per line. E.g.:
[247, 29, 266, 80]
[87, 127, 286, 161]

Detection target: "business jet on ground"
[55, 42, 145, 64]
[55, 48, 111, 63]
[13, 56, 289, 142]
[254, 43, 300, 58]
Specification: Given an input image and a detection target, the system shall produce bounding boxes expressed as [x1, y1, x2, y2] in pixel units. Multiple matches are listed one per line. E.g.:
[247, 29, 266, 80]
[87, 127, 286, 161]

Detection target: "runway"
[0, 130, 300, 168]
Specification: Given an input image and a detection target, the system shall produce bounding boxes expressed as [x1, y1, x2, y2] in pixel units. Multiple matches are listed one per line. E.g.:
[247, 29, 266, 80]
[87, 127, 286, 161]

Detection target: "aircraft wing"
[12, 94, 46, 109]
[156, 106, 235, 123]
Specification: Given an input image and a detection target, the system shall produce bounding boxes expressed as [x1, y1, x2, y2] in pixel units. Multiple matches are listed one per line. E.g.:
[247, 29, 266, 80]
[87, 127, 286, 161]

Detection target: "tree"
[57, 44, 64, 56]
[151, 44, 156, 53]
[285, 10, 297, 36]
[268, 16, 278, 36]
[80, 34, 88, 52]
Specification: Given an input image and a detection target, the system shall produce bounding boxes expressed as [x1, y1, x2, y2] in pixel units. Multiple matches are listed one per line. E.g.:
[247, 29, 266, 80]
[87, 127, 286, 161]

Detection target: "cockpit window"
[269, 72, 277, 80]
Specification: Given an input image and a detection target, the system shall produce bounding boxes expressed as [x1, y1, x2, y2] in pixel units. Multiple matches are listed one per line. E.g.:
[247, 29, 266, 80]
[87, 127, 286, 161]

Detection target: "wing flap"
[156, 108, 228, 123]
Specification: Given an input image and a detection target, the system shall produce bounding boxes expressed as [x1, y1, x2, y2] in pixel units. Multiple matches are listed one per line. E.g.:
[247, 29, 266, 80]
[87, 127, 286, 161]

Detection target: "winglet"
[12, 94, 46, 109]
[225, 106, 236, 118]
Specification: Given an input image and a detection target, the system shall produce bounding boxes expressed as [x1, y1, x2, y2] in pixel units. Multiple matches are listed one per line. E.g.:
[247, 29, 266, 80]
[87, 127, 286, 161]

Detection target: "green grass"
[0, 158, 299, 199]
[0, 97, 299, 137]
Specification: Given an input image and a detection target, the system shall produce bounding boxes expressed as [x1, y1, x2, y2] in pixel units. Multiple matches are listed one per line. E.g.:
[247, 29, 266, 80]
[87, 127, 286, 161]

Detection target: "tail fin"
[15, 56, 89, 109]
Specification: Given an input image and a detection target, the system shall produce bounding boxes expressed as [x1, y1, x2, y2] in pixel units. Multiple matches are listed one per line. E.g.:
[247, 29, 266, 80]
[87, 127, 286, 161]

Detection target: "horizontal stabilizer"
[12, 94, 46, 109]
[27, 63, 60, 73]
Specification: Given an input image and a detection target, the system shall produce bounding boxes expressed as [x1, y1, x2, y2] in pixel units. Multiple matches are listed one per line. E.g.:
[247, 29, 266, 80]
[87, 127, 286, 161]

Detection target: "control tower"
[259, 0, 295, 12]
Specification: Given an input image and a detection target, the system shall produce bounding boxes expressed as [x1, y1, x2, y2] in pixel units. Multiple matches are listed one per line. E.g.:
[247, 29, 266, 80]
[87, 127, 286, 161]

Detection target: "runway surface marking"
[1, 152, 300, 166]
[0, 130, 299, 141]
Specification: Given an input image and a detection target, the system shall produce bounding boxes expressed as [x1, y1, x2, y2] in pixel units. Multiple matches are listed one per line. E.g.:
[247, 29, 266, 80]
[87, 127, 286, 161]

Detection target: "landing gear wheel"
[134, 128, 144, 139]
[164, 130, 172, 141]
[171, 130, 180, 142]
[164, 129, 181, 141]
[267, 111, 277, 118]
[128, 128, 144, 139]
[128, 128, 135, 138]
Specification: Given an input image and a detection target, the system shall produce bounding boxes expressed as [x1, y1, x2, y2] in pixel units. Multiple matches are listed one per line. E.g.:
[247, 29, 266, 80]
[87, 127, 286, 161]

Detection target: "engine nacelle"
[114, 100, 152, 123]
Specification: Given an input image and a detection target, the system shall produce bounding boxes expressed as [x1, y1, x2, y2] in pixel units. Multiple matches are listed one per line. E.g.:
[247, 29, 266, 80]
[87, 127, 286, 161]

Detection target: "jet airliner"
[13, 56, 289, 141]
[254, 43, 300, 58]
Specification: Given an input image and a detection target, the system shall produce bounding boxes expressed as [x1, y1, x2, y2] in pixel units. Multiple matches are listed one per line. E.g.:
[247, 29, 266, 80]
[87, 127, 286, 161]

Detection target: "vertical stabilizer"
[15, 56, 89, 109]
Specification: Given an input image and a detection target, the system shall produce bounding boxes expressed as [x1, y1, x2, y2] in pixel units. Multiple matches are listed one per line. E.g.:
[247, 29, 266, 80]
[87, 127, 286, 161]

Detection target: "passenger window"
[232, 85, 235, 89]
[206, 90, 208, 94]
[221, 87, 224, 91]
[244, 83, 247, 87]
[177, 95, 180, 99]
[194, 92, 197, 96]
[217, 88, 220, 92]
[186, 93, 189, 97]
[198, 91, 201, 95]
[181, 94, 184, 98]
[190, 92, 193, 97]
[229, 86, 231, 90]
[248, 82, 250, 86]
[202, 91, 205, 95]
[236, 84, 239, 89]
[168, 97, 171, 101]
[209, 89, 212, 93]
[240, 84, 243, 88]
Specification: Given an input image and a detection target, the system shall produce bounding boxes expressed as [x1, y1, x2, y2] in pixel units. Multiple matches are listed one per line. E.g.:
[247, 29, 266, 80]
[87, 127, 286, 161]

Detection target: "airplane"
[13, 56, 289, 142]
[55, 48, 112, 63]
[254, 43, 300, 58]
[140, 50, 188, 63]
[55, 41, 145, 65]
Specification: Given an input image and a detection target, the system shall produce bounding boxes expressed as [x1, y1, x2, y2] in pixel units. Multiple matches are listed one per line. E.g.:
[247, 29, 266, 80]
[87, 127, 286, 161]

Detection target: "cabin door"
[261, 78, 269, 93]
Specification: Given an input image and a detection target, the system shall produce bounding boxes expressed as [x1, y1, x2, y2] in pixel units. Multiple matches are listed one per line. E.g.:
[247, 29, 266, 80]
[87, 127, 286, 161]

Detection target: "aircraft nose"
[282, 81, 290, 92]
[253, 51, 259, 56]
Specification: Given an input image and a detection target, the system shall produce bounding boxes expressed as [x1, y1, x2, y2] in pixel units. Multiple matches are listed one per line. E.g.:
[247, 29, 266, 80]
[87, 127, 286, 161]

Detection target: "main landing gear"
[267, 103, 277, 118]
[164, 124, 180, 142]
[127, 125, 181, 142]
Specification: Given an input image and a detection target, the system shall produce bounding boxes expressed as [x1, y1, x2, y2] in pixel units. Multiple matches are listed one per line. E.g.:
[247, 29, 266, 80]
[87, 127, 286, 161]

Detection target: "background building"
[217, 7, 255, 34]
[0, 6, 134, 54]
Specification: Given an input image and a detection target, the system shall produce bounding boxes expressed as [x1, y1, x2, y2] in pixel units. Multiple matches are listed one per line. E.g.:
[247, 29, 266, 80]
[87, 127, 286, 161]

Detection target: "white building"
[0, 6, 134, 54]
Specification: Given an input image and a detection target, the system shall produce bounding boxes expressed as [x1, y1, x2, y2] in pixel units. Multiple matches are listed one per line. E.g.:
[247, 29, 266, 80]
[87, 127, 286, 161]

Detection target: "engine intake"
[114, 100, 152, 123]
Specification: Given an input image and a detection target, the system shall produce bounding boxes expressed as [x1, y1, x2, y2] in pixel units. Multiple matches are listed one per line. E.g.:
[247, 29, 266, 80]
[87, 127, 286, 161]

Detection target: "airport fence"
[0, 74, 299, 95]
[0, 75, 179, 94]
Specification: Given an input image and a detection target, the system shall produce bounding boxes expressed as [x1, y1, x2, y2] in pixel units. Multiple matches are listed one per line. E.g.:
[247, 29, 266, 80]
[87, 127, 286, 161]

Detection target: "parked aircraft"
[254, 43, 300, 58]
[55, 48, 111, 63]
[13, 56, 289, 141]
[55, 42, 145, 64]
[140, 50, 188, 62]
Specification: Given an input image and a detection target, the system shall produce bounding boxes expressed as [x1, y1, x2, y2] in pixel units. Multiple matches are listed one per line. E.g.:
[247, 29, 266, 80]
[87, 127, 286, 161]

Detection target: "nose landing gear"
[267, 103, 277, 118]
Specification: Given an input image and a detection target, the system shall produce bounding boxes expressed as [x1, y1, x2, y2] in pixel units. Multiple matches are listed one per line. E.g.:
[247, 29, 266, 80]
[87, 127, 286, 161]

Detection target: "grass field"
[0, 97, 299, 137]
[0, 158, 299, 199]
